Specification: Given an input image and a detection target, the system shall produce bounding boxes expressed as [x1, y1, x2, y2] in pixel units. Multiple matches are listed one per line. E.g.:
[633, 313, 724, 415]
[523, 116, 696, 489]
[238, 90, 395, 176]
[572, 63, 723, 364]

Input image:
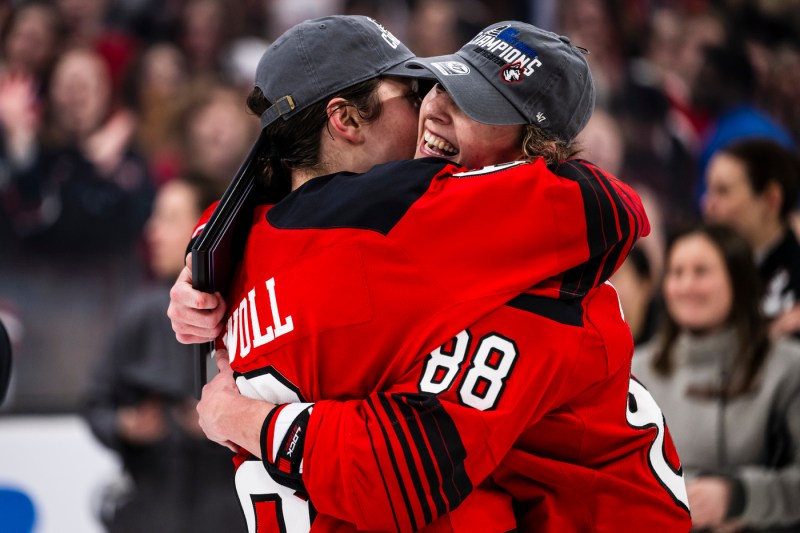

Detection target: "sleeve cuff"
[259, 402, 314, 494]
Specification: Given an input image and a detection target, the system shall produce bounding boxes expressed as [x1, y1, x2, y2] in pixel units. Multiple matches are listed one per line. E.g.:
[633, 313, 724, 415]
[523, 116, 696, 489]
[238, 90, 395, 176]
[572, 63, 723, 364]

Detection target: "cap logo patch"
[468, 26, 542, 78]
[431, 61, 470, 76]
[501, 62, 523, 83]
[367, 17, 400, 49]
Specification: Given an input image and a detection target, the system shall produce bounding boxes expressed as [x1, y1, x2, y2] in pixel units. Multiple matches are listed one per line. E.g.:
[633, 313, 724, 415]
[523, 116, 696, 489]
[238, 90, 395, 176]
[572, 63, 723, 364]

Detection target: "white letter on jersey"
[266, 277, 293, 337]
[249, 288, 275, 348]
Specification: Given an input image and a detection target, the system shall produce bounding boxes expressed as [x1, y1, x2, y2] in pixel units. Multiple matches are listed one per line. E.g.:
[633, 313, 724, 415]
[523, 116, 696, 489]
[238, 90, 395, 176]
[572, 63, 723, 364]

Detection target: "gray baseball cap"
[403, 21, 595, 141]
[255, 15, 432, 129]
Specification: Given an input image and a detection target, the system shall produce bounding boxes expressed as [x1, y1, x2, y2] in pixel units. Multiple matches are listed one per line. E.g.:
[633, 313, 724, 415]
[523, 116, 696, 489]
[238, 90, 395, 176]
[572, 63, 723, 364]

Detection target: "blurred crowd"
[0, 0, 798, 531]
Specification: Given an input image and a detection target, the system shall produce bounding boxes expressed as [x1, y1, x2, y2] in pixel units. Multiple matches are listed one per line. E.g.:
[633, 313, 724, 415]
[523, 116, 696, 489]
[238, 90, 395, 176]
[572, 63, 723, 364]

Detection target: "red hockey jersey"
[193, 157, 688, 531]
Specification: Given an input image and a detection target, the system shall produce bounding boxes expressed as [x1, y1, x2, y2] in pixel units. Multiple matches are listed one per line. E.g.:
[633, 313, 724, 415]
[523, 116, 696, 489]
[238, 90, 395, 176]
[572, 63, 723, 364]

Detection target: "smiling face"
[414, 83, 524, 169]
[663, 233, 733, 332]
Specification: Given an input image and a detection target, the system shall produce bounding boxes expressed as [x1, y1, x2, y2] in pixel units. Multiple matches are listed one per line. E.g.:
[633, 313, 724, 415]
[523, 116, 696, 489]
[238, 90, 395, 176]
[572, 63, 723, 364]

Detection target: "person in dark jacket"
[84, 175, 244, 533]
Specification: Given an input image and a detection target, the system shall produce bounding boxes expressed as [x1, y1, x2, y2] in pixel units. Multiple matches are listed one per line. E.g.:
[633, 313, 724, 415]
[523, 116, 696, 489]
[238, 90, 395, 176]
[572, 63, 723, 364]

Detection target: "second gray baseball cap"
[403, 21, 595, 141]
[255, 15, 432, 130]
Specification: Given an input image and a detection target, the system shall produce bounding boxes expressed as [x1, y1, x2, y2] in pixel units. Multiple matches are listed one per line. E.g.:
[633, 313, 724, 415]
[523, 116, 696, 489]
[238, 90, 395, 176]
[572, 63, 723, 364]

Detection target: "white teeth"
[423, 131, 458, 154]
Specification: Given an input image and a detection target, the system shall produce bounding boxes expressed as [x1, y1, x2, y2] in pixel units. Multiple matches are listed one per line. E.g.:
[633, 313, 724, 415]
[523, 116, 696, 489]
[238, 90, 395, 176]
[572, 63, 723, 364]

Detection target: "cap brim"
[382, 60, 437, 80]
[401, 53, 527, 125]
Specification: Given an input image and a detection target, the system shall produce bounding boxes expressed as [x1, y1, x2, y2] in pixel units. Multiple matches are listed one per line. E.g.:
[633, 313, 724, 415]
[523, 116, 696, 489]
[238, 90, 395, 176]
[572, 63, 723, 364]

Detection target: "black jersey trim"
[366, 396, 419, 531]
[266, 158, 450, 235]
[376, 393, 433, 526]
[506, 293, 585, 327]
[555, 160, 635, 296]
[401, 393, 473, 510]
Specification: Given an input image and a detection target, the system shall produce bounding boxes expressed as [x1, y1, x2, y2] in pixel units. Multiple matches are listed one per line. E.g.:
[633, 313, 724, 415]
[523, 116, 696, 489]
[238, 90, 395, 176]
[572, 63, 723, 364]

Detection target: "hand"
[0, 72, 40, 162]
[687, 476, 732, 529]
[167, 254, 227, 344]
[196, 349, 242, 452]
[83, 109, 136, 176]
[196, 349, 274, 456]
[117, 398, 168, 444]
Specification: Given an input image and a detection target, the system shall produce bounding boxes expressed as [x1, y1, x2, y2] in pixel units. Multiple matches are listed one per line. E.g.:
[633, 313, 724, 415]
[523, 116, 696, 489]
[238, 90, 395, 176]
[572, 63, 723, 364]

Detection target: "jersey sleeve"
[256, 297, 598, 532]
[394, 158, 649, 306]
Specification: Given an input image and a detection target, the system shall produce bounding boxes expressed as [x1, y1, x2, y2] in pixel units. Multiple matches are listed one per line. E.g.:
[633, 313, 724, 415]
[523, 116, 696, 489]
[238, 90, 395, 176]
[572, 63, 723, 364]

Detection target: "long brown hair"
[652, 224, 770, 396]
[521, 123, 582, 165]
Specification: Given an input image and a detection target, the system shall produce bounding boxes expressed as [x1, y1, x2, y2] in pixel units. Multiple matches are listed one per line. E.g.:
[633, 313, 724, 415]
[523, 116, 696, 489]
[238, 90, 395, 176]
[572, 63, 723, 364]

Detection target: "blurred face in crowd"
[145, 180, 201, 280]
[139, 43, 188, 102]
[49, 49, 111, 138]
[3, 3, 60, 75]
[187, 88, 256, 181]
[663, 233, 732, 333]
[415, 83, 523, 169]
[702, 152, 771, 248]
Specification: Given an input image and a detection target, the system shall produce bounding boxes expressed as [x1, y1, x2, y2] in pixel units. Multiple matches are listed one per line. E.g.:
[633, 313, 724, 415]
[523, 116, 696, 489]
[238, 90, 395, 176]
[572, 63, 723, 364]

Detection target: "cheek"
[381, 109, 419, 159]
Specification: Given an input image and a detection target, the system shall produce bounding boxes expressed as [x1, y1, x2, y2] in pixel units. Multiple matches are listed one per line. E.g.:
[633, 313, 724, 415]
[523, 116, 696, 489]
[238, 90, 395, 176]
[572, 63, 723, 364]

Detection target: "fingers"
[215, 349, 232, 373]
[168, 264, 227, 344]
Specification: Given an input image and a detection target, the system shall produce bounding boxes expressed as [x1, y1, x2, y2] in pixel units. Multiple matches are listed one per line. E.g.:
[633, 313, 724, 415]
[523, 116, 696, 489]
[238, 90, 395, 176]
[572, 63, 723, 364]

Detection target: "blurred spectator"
[613, 67, 700, 237]
[126, 42, 190, 185]
[83, 175, 244, 533]
[577, 105, 624, 176]
[610, 245, 659, 345]
[0, 46, 153, 411]
[0, 0, 64, 82]
[691, 41, 795, 202]
[177, 82, 259, 197]
[633, 224, 800, 532]
[176, 0, 234, 81]
[669, 8, 727, 137]
[56, 0, 139, 93]
[557, 0, 625, 107]
[703, 139, 800, 339]
[0, 46, 153, 253]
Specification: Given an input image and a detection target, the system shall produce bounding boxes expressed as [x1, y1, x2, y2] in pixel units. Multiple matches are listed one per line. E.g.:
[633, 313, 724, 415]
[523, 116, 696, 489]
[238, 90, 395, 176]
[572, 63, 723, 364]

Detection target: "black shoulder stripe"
[506, 293, 584, 327]
[267, 158, 450, 235]
[556, 160, 633, 294]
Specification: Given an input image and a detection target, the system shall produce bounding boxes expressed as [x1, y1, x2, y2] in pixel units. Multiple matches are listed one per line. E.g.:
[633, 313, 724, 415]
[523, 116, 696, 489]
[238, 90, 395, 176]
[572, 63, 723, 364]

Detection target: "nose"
[422, 83, 455, 124]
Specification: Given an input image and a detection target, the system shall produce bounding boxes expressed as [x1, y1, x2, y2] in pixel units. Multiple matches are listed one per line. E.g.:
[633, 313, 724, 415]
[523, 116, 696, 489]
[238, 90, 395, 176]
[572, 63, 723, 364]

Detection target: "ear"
[325, 98, 365, 145]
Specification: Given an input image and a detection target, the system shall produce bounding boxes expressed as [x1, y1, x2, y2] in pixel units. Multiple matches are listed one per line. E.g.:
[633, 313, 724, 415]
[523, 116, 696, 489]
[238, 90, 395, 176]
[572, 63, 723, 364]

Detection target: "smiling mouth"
[422, 130, 458, 156]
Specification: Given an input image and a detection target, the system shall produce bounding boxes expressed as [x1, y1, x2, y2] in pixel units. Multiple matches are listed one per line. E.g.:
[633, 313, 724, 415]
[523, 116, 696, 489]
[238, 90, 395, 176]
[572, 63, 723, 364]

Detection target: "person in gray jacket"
[633, 223, 800, 532]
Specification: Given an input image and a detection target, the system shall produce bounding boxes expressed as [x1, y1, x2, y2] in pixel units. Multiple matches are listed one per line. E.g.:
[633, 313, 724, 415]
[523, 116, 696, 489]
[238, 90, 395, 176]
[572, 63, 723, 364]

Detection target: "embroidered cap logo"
[501, 62, 523, 83]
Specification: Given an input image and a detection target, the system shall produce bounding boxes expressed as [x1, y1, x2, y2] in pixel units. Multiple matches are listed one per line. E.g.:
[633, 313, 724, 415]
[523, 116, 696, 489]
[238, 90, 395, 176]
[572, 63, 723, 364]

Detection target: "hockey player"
[170, 17, 692, 533]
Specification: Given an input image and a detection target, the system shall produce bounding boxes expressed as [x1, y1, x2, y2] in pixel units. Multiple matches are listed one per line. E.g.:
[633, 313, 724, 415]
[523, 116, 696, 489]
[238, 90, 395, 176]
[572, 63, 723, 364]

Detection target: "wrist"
[224, 394, 274, 457]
